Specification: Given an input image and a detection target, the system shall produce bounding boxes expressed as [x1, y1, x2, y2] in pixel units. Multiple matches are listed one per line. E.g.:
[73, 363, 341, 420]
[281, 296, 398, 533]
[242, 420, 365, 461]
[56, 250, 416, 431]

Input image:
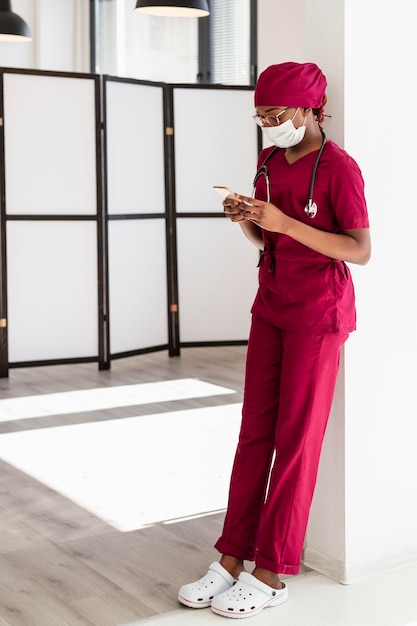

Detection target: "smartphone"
[213, 185, 237, 200]
[213, 186, 252, 206]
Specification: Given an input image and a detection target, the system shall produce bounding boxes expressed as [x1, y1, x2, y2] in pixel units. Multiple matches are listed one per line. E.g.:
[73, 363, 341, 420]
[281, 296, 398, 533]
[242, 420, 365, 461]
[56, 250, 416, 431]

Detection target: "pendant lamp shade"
[0, 0, 32, 42]
[134, 0, 209, 18]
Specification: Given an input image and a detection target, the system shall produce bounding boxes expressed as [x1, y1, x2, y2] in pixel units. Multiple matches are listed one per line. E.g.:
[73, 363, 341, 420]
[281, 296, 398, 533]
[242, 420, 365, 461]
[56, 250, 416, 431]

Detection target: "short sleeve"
[329, 150, 370, 231]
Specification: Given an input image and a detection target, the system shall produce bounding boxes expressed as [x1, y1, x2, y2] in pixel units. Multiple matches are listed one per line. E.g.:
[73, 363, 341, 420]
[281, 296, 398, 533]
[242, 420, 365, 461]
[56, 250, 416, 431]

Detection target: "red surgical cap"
[254, 62, 327, 109]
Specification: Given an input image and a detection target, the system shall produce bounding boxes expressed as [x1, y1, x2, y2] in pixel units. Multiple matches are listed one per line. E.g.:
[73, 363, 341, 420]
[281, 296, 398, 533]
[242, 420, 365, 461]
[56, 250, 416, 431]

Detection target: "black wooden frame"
[0, 68, 107, 376]
[0, 70, 256, 378]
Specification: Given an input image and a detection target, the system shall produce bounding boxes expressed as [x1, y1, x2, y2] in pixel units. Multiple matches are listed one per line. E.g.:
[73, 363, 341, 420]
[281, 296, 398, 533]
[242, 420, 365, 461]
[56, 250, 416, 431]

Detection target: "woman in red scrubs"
[178, 61, 371, 619]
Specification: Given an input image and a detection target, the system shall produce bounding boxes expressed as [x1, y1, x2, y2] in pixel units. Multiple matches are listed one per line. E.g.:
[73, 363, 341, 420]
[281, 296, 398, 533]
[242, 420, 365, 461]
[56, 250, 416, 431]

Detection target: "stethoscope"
[252, 131, 327, 219]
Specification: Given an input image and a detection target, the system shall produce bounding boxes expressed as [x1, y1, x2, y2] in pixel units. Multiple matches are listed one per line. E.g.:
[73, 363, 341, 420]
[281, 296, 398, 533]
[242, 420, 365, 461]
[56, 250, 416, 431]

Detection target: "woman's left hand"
[235, 194, 288, 233]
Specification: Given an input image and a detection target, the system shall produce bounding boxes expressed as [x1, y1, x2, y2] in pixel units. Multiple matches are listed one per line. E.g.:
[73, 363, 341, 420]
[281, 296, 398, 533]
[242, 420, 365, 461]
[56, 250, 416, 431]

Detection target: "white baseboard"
[302, 545, 417, 585]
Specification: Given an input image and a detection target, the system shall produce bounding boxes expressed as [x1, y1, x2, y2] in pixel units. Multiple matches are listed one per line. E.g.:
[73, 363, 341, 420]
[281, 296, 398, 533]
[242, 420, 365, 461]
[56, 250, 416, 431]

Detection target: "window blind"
[211, 0, 251, 86]
[93, 0, 253, 86]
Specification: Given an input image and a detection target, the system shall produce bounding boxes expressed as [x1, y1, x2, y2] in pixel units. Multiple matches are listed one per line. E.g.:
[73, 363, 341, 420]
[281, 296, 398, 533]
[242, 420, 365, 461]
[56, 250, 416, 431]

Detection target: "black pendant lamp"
[134, 0, 209, 18]
[0, 0, 32, 42]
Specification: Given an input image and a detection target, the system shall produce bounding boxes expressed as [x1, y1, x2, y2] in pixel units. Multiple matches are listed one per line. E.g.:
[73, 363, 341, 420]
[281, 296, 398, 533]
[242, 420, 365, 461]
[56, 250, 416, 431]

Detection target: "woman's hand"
[223, 195, 283, 229]
[235, 194, 289, 232]
[233, 194, 371, 265]
[223, 198, 246, 222]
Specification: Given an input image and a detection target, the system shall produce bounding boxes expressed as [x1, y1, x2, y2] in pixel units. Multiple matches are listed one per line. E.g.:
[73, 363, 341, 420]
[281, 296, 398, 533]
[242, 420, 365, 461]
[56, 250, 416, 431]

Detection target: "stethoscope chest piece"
[304, 200, 318, 218]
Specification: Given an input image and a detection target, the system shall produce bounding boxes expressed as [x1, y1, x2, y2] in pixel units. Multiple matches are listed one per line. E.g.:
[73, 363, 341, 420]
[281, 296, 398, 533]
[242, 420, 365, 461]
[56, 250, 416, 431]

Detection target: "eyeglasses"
[252, 107, 290, 128]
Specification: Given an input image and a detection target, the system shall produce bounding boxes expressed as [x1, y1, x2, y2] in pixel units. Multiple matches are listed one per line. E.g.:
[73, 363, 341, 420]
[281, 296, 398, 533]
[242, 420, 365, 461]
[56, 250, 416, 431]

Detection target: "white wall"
[0, 0, 89, 72]
[259, 0, 417, 583]
[257, 0, 306, 73]
[343, 0, 417, 580]
[258, 0, 344, 145]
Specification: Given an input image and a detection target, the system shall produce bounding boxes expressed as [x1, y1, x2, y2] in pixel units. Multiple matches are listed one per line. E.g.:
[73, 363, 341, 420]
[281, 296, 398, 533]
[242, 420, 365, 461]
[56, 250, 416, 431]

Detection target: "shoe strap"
[208, 561, 236, 585]
[238, 572, 286, 597]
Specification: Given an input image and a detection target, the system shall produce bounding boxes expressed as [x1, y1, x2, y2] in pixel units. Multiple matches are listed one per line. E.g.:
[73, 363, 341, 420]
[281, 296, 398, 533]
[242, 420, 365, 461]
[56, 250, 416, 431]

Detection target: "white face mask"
[263, 108, 306, 148]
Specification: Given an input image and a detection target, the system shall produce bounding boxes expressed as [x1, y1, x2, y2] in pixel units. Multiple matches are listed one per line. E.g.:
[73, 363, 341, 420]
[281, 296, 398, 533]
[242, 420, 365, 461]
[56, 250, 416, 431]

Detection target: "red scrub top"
[251, 140, 370, 335]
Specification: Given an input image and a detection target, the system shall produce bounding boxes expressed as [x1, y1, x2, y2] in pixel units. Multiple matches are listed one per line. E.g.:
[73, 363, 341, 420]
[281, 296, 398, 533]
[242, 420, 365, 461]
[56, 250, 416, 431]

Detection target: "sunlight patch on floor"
[0, 402, 242, 531]
[0, 378, 235, 422]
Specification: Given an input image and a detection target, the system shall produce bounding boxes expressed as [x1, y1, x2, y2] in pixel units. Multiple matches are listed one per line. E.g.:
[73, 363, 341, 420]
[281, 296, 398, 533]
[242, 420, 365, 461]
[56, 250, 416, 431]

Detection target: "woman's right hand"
[223, 198, 246, 222]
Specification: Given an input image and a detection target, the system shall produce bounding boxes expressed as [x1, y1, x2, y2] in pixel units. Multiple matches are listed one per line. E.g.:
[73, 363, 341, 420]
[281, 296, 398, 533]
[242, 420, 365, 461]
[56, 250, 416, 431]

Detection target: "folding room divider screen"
[0, 68, 259, 377]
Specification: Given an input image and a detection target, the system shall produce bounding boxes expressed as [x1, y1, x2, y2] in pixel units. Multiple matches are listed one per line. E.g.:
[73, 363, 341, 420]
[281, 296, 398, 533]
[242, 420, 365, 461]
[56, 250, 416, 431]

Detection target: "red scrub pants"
[215, 316, 348, 575]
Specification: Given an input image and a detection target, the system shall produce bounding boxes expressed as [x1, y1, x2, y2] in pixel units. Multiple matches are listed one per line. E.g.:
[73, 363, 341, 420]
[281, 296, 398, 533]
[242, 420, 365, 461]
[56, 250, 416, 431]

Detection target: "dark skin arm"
[224, 195, 371, 265]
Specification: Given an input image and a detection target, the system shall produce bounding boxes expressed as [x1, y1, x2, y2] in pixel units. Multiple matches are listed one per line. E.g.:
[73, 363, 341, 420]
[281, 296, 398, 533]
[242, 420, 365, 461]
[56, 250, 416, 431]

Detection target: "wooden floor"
[0, 347, 247, 626]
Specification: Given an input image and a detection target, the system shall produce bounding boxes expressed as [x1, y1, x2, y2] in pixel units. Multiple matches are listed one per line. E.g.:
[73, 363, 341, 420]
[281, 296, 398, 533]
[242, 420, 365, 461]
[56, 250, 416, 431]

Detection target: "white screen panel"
[3, 73, 97, 216]
[173, 88, 258, 213]
[7, 221, 98, 362]
[106, 81, 165, 215]
[108, 219, 168, 353]
[177, 218, 259, 342]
